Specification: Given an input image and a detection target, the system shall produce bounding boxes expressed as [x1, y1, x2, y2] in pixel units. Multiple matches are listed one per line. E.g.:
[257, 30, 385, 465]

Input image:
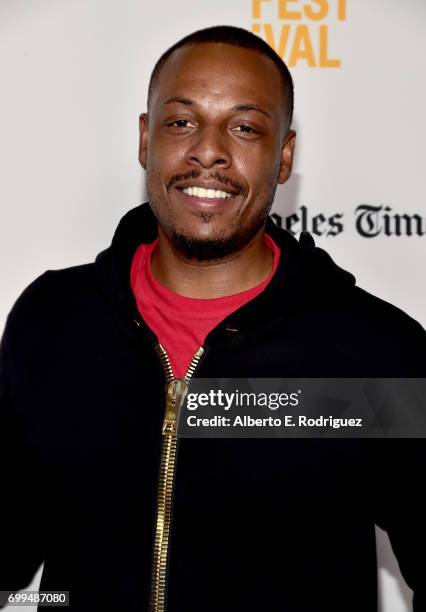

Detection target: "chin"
[170, 226, 252, 262]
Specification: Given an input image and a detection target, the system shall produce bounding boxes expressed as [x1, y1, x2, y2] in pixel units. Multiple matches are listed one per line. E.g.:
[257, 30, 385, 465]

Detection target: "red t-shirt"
[130, 235, 281, 378]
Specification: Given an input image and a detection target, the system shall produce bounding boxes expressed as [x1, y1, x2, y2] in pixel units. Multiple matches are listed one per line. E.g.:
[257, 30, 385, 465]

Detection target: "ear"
[139, 113, 149, 169]
[278, 130, 296, 184]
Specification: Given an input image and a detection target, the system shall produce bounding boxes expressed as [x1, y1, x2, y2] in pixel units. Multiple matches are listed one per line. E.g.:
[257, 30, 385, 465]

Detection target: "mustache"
[167, 170, 246, 195]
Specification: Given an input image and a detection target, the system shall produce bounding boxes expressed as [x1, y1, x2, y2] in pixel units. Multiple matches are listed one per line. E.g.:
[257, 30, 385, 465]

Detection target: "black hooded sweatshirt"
[0, 203, 425, 612]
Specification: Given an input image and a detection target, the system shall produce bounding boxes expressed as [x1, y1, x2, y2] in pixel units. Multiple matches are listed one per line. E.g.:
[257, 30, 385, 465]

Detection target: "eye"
[233, 124, 259, 135]
[167, 119, 196, 129]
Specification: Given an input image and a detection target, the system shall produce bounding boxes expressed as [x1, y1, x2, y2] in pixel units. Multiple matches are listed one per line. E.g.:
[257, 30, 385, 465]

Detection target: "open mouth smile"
[181, 186, 233, 199]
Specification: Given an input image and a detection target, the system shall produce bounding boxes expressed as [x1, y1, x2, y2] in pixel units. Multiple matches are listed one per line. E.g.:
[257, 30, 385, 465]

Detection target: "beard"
[147, 169, 278, 262]
[168, 208, 270, 261]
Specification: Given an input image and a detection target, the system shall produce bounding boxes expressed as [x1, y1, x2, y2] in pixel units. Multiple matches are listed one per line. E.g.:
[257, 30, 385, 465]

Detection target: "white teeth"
[182, 186, 232, 199]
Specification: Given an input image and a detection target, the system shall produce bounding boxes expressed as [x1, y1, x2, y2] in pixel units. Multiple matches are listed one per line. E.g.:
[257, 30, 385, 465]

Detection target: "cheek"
[149, 130, 186, 165]
[239, 160, 279, 198]
[149, 149, 187, 194]
[234, 140, 279, 179]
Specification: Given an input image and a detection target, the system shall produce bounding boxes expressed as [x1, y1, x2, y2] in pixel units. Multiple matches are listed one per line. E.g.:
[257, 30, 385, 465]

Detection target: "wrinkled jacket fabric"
[1, 203, 425, 611]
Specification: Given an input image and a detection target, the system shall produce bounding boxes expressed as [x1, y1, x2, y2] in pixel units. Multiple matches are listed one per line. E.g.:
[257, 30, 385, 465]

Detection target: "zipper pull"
[162, 378, 189, 436]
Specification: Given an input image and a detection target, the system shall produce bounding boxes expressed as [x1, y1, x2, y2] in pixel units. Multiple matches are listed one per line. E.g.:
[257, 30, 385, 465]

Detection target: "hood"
[95, 203, 355, 336]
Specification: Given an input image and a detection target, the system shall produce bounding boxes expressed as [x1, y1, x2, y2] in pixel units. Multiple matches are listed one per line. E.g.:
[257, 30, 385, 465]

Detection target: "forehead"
[152, 43, 283, 115]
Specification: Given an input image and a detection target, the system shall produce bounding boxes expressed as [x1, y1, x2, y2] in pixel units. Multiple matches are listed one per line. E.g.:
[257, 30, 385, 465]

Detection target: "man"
[0, 25, 425, 612]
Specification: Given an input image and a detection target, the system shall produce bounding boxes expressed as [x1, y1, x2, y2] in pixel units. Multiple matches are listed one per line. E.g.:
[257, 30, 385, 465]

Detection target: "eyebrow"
[162, 97, 272, 119]
[162, 96, 197, 107]
[232, 104, 272, 120]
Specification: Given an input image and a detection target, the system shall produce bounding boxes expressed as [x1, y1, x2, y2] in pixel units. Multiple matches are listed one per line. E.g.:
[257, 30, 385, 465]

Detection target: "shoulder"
[2, 264, 98, 353]
[331, 285, 426, 375]
[348, 285, 424, 337]
[8, 264, 96, 318]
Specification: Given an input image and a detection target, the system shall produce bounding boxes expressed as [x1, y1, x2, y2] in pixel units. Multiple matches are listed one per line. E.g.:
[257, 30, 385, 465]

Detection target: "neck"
[150, 227, 273, 299]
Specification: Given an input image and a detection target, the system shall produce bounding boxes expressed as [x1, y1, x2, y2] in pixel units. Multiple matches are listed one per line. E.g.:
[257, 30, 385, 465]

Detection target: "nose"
[186, 125, 231, 170]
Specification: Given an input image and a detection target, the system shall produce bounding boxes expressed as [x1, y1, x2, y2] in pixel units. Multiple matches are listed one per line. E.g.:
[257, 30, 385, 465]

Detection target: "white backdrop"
[1, 1, 425, 611]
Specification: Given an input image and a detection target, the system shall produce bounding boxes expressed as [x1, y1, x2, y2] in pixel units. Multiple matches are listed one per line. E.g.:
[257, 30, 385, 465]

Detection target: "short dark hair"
[147, 25, 294, 130]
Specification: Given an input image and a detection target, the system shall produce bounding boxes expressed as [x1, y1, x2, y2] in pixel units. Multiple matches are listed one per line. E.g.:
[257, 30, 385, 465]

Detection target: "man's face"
[139, 43, 295, 260]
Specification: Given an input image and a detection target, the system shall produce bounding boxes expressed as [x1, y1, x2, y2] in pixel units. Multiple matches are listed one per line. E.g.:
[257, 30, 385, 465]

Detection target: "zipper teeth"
[184, 346, 204, 381]
[150, 433, 176, 612]
[156, 344, 174, 382]
[150, 344, 204, 612]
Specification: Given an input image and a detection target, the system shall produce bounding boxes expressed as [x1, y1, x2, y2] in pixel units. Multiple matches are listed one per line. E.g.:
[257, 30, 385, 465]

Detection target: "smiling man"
[1, 25, 425, 612]
[139, 39, 294, 288]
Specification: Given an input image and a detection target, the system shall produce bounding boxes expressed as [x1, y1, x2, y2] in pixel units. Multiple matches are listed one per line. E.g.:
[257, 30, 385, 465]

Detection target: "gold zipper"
[149, 344, 204, 612]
